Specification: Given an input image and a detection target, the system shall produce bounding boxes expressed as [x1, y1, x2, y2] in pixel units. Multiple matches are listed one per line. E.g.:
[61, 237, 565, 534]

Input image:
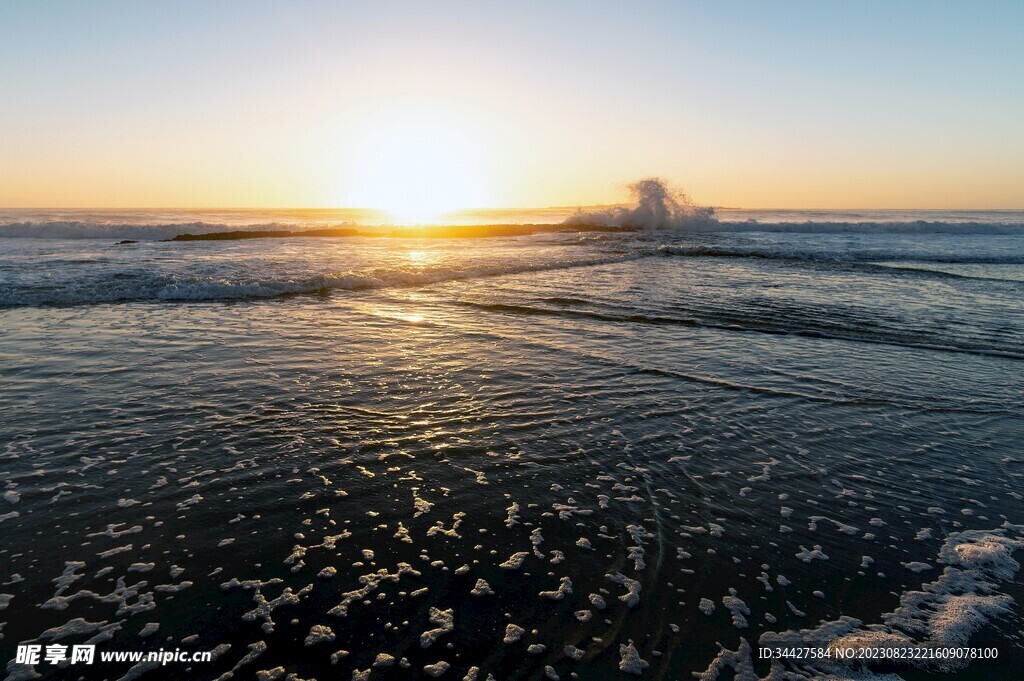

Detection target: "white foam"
[424, 661, 451, 678]
[617, 640, 649, 675]
[707, 526, 1024, 679]
[470, 579, 494, 596]
[795, 545, 829, 562]
[609, 573, 641, 607]
[503, 624, 525, 644]
[373, 653, 396, 667]
[420, 607, 454, 648]
[303, 624, 335, 646]
[500, 552, 530, 570]
[722, 590, 750, 629]
[539, 576, 573, 600]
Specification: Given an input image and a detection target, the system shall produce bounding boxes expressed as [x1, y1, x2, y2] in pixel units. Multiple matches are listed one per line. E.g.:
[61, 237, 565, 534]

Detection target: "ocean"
[1, 207, 1023, 680]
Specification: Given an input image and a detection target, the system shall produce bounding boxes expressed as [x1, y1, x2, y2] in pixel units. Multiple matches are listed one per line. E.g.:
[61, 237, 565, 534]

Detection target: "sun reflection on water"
[404, 250, 441, 268]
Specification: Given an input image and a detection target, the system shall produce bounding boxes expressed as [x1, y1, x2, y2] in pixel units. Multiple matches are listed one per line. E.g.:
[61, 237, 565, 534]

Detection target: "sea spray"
[564, 178, 717, 231]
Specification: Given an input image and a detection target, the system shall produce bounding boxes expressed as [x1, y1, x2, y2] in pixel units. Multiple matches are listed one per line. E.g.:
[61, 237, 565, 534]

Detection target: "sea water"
[1, 209, 1022, 679]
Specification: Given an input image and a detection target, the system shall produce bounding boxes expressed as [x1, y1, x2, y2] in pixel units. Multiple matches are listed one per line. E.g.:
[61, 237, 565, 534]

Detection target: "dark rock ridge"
[168, 224, 631, 241]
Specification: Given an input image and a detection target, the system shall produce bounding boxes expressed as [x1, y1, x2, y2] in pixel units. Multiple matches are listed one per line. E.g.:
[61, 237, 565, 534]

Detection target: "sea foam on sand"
[698, 525, 1023, 679]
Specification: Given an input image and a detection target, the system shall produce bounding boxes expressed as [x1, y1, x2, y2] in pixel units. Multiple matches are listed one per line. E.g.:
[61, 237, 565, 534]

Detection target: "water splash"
[564, 178, 717, 231]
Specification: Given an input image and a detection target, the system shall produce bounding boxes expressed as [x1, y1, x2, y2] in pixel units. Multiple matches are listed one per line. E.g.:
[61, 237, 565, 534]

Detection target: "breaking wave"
[564, 178, 718, 231]
[562, 178, 1024, 234]
[1, 202, 1021, 240]
[0, 252, 652, 307]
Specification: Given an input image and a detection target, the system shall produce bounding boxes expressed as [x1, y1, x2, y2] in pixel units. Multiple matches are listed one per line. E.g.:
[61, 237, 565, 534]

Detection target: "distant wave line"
[657, 244, 1024, 265]
[2, 219, 1023, 240]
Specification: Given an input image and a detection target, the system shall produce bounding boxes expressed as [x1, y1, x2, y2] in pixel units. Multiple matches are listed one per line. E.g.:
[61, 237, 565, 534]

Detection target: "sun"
[340, 108, 493, 224]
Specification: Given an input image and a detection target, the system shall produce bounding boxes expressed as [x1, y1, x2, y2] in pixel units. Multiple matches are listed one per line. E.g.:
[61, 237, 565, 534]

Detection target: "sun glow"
[340, 109, 494, 224]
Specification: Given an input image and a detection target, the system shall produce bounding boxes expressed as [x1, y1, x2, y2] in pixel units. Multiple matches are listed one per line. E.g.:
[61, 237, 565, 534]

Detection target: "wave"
[697, 220, 1024, 235]
[0, 221, 325, 240]
[2, 216, 1021, 241]
[563, 178, 1024, 235]
[658, 244, 1024, 265]
[0, 252, 651, 307]
[459, 301, 1024, 361]
[564, 178, 718, 230]
[4, 237, 1022, 307]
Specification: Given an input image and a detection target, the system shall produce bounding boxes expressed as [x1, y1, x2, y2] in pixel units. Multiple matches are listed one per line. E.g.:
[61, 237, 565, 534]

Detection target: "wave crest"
[0, 252, 652, 307]
[564, 178, 717, 231]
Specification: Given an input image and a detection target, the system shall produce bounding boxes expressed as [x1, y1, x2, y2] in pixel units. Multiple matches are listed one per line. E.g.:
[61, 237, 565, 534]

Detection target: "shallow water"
[1, 224, 1023, 680]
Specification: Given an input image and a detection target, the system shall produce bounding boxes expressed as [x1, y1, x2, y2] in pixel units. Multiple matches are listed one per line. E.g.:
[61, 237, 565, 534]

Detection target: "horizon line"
[2, 205, 1023, 212]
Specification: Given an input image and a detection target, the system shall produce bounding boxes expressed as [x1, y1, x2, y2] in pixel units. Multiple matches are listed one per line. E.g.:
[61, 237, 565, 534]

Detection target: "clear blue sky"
[2, 1, 1022, 209]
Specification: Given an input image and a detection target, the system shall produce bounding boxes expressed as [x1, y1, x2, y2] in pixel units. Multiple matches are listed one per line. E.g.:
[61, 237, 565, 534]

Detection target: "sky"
[1, 0, 1022, 212]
